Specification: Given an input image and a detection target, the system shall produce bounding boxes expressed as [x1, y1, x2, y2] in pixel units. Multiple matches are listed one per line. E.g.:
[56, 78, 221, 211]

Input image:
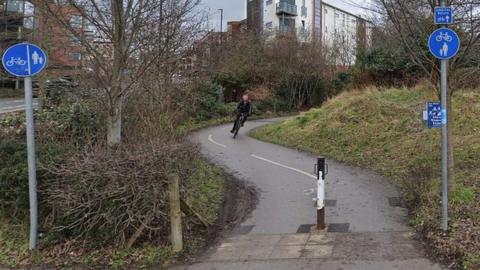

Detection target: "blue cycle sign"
[2, 43, 47, 77]
[428, 28, 460, 60]
[435, 7, 453, 25]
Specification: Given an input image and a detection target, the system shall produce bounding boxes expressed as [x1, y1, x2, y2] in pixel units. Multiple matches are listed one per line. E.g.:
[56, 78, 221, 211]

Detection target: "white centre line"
[208, 134, 227, 148]
[251, 154, 317, 180]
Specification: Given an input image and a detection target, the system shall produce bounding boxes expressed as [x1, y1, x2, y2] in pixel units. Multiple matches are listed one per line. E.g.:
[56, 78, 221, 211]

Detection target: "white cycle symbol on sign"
[6, 57, 27, 66]
[436, 32, 453, 42]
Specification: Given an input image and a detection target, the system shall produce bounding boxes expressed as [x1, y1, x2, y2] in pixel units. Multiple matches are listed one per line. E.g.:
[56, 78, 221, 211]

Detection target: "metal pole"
[25, 76, 38, 249]
[440, 0, 449, 232]
[441, 58, 449, 231]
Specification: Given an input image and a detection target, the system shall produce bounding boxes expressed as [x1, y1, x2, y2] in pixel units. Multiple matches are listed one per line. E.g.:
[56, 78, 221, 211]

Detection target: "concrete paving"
[175, 119, 445, 270]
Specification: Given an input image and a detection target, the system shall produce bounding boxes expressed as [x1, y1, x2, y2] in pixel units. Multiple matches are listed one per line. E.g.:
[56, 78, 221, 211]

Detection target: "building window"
[69, 52, 82, 61]
[70, 36, 81, 46]
[265, 22, 273, 30]
[69, 15, 83, 28]
[266, 0, 272, 5]
[6, 0, 24, 13]
[301, 0, 307, 17]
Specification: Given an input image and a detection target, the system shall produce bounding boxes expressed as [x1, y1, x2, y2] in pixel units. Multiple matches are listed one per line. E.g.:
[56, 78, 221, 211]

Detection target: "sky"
[201, 0, 372, 31]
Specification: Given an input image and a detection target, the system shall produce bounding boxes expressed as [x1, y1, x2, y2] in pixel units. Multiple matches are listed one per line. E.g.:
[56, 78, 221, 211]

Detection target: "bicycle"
[436, 32, 453, 42]
[6, 57, 26, 66]
[232, 113, 246, 139]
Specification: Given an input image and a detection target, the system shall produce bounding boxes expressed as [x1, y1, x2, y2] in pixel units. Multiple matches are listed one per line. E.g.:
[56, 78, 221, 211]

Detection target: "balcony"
[276, 2, 297, 16]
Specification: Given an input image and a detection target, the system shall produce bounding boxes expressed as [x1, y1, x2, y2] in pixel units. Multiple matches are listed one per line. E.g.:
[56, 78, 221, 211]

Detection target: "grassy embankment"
[251, 87, 479, 269]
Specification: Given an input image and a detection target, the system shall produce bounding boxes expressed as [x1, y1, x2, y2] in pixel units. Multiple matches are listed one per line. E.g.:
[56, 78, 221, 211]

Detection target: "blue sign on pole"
[435, 7, 453, 25]
[427, 102, 443, 129]
[428, 28, 460, 60]
[2, 43, 47, 77]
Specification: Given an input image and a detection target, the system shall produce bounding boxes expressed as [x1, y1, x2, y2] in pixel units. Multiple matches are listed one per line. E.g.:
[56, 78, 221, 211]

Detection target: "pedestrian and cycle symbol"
[2, 43, 47, 77]
[426, 102, 443, 129]
[435, 7, 453, 25]
[428, 28, 460, 60]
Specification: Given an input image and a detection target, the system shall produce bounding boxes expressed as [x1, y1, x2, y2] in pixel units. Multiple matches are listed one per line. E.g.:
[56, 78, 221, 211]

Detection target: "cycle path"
[174, 119, 445, 270]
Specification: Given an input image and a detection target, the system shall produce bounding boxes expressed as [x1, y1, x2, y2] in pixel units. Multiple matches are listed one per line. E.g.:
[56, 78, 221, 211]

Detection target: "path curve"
[176, 119, 445, 270]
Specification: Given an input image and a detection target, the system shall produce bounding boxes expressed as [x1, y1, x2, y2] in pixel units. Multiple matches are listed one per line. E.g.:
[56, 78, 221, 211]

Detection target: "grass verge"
[251, 86, 479, 269]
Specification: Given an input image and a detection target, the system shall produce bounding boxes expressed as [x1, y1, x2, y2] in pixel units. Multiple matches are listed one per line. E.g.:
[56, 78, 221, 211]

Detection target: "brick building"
[0, 0, 91, 87]
[33, 1, 92, 77]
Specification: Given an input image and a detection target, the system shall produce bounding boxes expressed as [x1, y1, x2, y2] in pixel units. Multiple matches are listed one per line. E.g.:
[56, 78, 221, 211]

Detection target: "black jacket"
[236, 100, 253, 115]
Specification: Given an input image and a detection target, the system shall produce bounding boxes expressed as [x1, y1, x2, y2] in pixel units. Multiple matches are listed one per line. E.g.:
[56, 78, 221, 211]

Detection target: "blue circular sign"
[2, 43, 47, 77]
[428, 28, 460, 60]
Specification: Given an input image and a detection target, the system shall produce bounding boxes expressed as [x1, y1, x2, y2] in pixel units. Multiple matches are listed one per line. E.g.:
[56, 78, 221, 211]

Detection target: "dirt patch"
[215, 174, 258, 236]
[172, 173, 258, 267]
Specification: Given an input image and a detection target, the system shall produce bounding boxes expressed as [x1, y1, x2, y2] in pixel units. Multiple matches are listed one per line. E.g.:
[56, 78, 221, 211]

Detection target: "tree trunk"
[107, 102, 122, 146]
[107, 0, 127, 147]
[447, 94, 455, 193]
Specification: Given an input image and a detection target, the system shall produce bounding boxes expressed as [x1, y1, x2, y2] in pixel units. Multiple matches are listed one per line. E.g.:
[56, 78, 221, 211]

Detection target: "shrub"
[37, 102, 102, 145]
[355, 46, 420, 87]
[195, 81, 225, 121]
[41, 141, 198, 247]
[212, 73, 250, 102]
[330, 72, 352, 95]
[0, 100, 99, 220]
[0, 137, 28, 218]
[276, 74, 328, 109]
[254, 96, 290, 114]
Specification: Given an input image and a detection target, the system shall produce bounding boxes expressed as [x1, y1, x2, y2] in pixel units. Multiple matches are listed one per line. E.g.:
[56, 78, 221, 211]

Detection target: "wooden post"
[169, 174, 183, 252]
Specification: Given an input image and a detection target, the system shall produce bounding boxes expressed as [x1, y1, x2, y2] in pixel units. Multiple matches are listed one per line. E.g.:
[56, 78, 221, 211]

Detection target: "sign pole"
[440, 53, 449, 231]
[25, 76, 38, 249]
[439, 0, 449, 232]
[2, 43, 47, 250]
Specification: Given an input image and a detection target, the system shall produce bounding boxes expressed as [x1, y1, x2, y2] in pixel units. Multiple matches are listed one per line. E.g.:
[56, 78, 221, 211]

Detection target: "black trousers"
[232, 114, 248, 130]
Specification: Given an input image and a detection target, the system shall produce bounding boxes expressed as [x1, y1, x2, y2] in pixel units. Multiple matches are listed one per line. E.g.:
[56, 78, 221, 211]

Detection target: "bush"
[195, 81, 225, 121]
[275, 74, 328, 109]
[0, 100, 100, 221]
[212, 73, 250, 102]
[0, 137, 28, 218]
[254, 96, 290, 114]
[41, 141, 197, 247]
[37, 102, 102, 145]
[330, 72, 352, 95]
[355, 46, 420, 87]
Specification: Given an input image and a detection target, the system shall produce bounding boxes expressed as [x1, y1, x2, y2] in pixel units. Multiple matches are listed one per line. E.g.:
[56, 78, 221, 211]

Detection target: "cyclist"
[230, 93, 253, 133]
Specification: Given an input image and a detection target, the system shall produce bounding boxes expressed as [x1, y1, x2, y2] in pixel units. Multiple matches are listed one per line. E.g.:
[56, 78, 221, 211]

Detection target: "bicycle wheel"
[233, 120, 240, 138]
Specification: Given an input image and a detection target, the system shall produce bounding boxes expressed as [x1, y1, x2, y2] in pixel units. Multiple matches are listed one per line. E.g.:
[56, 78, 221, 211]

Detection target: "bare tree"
[34, 0, 202, 146]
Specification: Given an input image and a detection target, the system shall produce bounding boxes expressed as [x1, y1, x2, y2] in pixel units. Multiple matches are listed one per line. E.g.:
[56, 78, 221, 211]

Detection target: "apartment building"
[246, 0, 371, 64]
[247, 0, 323, 37]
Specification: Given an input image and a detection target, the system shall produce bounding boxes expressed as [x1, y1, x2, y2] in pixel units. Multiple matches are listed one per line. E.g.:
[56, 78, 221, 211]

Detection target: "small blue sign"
[427, 102, 442, 129]
[2, 43, 47, 77]
[435, 7, 453, 25]
[428, 28, 460, 60]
